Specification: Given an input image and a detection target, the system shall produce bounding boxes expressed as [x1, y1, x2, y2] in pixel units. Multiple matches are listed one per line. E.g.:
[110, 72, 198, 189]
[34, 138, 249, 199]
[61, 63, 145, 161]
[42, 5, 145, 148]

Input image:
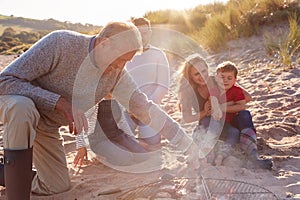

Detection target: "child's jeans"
[232, 110, 255, 131]
[197, 111, 258, 157]
[232, 110, 258, 154]
[221, 122, 240, 147]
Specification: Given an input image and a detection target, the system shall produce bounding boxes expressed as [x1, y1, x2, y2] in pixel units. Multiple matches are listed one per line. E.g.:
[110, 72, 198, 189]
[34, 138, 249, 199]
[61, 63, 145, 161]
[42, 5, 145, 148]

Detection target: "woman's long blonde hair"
[177, 53, 208, 102]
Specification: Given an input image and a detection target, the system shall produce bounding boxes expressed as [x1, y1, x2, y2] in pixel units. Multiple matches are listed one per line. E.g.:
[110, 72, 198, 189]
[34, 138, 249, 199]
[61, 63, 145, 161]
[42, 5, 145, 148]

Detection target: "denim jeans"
[220, 122, 240, 147]
[199, 117, 239, 147]
[199, 110, 258, 156]
[124, 111, 161, 145]
[232, 110, 257, 154]
[198, 117, 223, 139]
[96, 100, 147, 153]
[231, 110, 255, 131]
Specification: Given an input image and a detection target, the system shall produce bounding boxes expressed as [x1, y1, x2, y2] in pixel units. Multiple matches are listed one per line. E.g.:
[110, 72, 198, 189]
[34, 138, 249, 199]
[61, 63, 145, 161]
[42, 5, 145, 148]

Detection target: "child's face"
[190, 65, 209, 86]
[215, 71, 237, 91]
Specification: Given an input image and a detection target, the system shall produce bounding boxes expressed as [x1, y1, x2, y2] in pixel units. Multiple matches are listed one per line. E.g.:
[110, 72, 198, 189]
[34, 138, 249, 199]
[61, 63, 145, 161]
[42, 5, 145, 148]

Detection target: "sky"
[1, 0, 228, 26]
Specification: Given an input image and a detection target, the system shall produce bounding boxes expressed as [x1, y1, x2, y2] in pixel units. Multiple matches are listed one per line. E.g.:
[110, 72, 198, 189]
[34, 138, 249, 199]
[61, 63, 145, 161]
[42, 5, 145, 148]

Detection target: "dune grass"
[1, 0, 299, 69]
[264, 11, 300, 70]
[194, 0, 298, 52]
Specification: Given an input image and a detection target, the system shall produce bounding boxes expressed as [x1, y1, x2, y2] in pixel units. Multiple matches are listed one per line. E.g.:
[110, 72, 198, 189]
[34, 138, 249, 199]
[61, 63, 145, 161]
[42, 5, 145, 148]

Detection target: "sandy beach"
[0, 22, 299, 199]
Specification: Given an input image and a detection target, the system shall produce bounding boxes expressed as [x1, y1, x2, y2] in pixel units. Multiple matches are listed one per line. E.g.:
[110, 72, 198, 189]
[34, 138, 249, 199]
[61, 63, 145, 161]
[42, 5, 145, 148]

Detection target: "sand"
[0, 24, 299, 200]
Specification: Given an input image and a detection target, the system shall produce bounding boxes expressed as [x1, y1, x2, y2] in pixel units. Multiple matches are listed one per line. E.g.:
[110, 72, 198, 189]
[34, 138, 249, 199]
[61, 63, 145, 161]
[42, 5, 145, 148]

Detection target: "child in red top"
[214, 61, 272, 169]
[215, 62, 246, 123]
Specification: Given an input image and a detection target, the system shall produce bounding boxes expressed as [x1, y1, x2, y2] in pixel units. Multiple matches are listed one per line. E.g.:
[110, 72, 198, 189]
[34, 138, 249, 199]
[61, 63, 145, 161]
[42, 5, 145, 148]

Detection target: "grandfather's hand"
[55, 97, 88, 135]
[73, 147, 88, 167]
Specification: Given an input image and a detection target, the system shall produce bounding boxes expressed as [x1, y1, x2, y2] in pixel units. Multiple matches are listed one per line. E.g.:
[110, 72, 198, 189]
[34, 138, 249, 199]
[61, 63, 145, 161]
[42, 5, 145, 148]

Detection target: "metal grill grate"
[117, 177, 279, 200]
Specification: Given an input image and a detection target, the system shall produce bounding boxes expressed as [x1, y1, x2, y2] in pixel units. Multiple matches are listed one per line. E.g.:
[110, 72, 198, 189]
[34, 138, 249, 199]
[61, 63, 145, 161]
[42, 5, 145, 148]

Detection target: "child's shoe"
[248, 150, 273, 170]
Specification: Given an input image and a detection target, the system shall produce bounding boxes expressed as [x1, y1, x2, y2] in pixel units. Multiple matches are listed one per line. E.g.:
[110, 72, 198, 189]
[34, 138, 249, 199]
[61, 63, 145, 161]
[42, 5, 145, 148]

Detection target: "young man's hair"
[131, 17, 150, 27]
[216, 61, 238, 78]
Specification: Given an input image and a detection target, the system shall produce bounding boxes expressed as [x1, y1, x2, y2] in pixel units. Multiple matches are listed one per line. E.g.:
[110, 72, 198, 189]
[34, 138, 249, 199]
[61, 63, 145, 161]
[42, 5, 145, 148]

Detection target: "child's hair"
[216, 61, 238, 78]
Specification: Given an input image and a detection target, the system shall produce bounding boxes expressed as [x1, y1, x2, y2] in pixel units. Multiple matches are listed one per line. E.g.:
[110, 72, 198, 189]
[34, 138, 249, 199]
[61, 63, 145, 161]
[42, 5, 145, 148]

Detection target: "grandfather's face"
[103, 51, 136, 75]
[93, 34, 140, 74]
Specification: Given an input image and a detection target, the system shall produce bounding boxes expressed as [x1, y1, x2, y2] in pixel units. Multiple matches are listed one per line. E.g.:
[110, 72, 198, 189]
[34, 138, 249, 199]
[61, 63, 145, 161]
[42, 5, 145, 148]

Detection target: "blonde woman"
[177, 54, 272, 170]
